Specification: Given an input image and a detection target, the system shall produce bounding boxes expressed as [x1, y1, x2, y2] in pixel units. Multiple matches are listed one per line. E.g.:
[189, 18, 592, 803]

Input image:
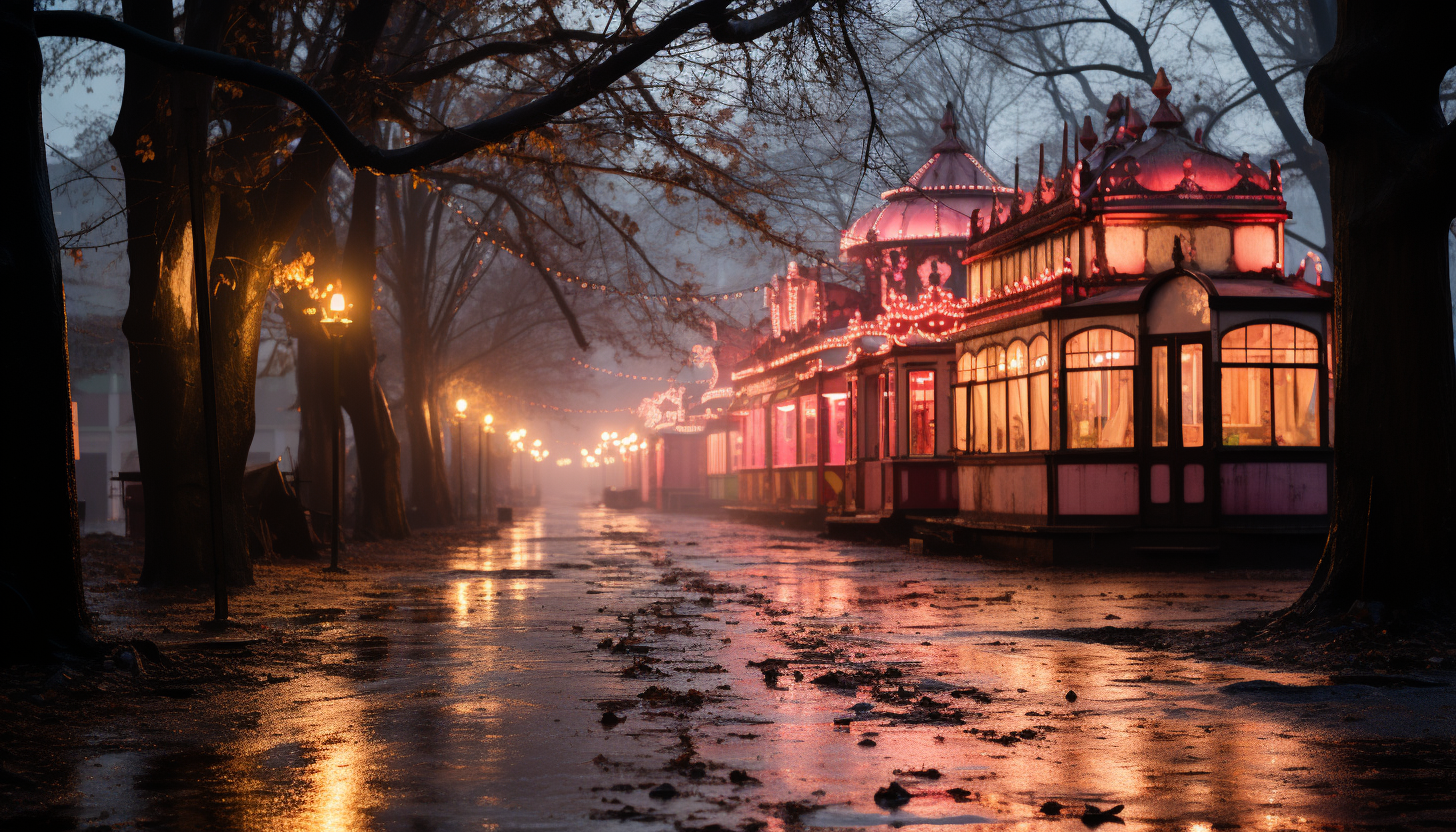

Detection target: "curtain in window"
[1030, 374, 1049, 450]
[773, 402, 797, 467]
[954, 386, 968, 452]
[799, 395, 819, 465]
[1220, 324, 1321, 446]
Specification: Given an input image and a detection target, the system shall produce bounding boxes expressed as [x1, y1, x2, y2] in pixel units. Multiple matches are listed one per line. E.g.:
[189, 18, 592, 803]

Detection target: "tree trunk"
[1, 4, 88, 655]
[338, 172, 409, 540]
[401, 341, 454, 527]
[109, 0, 251, 585]
[1292, 0, 1456, 619]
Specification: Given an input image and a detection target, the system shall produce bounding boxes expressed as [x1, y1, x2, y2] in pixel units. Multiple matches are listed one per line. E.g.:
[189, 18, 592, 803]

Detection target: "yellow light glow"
[533, 439, 541, 447]
[484, 414, 493, 425]
[330, 292, 346, 312]
[455, 398, 467, 414]
[600, 431, 610, 441]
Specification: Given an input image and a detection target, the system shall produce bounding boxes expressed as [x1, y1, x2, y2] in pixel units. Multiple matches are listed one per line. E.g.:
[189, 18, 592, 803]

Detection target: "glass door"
[1144, 333, 1213, 526]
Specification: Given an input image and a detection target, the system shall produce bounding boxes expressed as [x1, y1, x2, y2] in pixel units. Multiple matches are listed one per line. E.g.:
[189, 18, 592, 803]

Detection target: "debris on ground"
[873, 782, 912, 807]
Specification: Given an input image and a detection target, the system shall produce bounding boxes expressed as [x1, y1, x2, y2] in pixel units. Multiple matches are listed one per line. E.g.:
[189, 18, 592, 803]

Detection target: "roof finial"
[939, 102, 957, 139]
[1149, 69, 1183, 130]
[1106, 93, 1127, 126]
[1126, 104, 1147, 140]
[1079, 115, 1097, 151]
[1151, 67, 1172, 100]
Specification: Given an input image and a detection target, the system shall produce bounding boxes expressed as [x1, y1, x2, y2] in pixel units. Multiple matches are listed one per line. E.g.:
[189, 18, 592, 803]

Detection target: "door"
[1144, 333, 1213, 526]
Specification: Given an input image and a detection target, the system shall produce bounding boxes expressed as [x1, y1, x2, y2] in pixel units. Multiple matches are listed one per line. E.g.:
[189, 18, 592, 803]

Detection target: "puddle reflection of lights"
[455, 580, 470, 626]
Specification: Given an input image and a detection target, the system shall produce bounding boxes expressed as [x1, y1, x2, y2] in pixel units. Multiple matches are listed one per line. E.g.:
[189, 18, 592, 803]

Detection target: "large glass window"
[884, 371, 897, 457]
[708, 432, 725, 475]
[729, 429, 743, 471]
[1029, 336, 1050, 451]
[742, 409, 766, 468]
[824, 393, 848, 465]
[954, 353, 973, 452]
[1152, 346, 1169, 447]
[1181, 343, 1204, 447]
[773, 400, 798, 467]
[1220, 324, 1321, 446]
[1064, 328, 1136, 448]
[799, 395, 819, 465]
[955, 335, 1051, 454]
[908, 370, 936, 455]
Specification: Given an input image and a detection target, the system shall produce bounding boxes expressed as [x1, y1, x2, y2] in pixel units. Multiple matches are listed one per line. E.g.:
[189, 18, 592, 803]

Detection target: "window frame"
[1217, 321, 1325, 448]
[907, 368, 937, 457]
[953, 333, 1052, 455]
[1060, 325, 1138, 451]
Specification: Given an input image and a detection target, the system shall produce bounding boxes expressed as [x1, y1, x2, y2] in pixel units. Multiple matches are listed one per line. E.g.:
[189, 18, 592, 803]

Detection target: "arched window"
[1029, 336, 1050, 450]
[954, 334, 1052, 454]
[954, 353, 975, 451]
[957, 352, 975, 383]
[1064, 328, 1136, 448]
[1220, 324, 1321, 446]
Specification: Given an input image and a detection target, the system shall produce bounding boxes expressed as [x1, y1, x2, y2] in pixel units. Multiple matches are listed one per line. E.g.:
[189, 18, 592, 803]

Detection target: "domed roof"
[842, 105, 1009, 254]
[1122, 132, 1270, 192]
[1084, 70, 1272, 195]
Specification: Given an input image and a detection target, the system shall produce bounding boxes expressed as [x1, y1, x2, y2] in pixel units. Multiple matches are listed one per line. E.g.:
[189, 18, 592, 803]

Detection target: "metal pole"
[455, 420, 463, 521]
[476, 423, 482, 526]
[327, 334, 344, 572]
[484, 431, 493, 519]
[184, 98, 229, 623]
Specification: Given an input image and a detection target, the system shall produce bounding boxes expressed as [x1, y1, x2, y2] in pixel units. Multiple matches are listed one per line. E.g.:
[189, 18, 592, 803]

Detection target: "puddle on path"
[19, 503, 1455, 831]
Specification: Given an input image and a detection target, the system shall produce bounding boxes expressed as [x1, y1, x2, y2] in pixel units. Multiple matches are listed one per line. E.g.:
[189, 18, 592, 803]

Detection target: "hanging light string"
[494, 390, 636, 414]
[570, 356, 710, 383]
[423, 181, 773, 304]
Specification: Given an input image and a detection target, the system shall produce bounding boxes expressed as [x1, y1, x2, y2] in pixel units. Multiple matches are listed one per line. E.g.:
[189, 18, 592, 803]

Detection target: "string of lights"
[570, 357, 709, 383]
[420, 181, 772, 304]
[494, 390, 636, 414]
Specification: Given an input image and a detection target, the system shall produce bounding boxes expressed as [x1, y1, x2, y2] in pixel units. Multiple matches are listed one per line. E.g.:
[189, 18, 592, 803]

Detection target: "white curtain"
[1100, 371, 1133, 447]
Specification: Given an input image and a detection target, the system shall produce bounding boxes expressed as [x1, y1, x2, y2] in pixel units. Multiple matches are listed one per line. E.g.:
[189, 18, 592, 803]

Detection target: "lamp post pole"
[453, 399, 468, 522]
[483, 417, 494, 520]
[329, 332, 343, 571]
[476, 421, 482, 526]
[321, 293, 351, 573]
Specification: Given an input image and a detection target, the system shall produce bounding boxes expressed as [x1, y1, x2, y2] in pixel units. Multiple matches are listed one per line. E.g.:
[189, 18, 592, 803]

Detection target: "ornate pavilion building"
[663, 72, 1333, 562]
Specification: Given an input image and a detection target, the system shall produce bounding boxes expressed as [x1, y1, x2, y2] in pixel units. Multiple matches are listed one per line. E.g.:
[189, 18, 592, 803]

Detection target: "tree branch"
[707, 0, 816, 43]
[390, 28, 640, 85]
[36, 1, 807, 176]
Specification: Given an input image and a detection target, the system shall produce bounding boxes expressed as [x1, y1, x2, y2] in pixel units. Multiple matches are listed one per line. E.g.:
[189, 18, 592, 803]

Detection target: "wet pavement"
[11, 504, 1455, 830]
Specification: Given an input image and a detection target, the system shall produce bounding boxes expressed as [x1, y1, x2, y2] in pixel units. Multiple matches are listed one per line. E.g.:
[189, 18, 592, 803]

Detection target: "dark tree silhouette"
[1290, 0, 1455, 620]
[7, 0, 823, 653]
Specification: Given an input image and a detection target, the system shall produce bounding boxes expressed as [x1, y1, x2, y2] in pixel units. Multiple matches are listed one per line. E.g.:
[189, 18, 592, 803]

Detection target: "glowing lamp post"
[453, 398, 468, 521]
[480, 414, 494, 525]
[320, 292, 351, 573]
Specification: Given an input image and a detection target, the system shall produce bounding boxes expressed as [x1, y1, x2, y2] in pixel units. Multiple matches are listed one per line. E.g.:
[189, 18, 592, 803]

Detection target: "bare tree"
[8, 0, 836, 651]
[1289, 0, 1455, 621]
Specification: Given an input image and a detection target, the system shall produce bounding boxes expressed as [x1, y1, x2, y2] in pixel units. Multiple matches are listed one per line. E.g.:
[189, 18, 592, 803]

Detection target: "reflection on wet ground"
[30, 505, 1456, 830]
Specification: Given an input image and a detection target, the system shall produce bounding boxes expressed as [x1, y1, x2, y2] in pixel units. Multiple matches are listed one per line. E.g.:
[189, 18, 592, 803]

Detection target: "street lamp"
[320, 291, 352, 573]
[453, 398, 468, 521]
[480, 414, 494, 525]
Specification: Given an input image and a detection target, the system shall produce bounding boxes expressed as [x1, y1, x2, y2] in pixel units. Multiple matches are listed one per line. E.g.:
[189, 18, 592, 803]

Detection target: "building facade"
[717, 73, 1333, 561]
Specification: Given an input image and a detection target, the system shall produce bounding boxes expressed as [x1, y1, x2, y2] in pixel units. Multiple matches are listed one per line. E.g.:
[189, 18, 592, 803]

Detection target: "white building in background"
[54, 162, 301, 533]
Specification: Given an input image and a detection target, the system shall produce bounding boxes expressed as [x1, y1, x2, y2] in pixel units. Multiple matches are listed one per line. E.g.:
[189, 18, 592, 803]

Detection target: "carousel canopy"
[842, 104, 1009, 255]
[1083, 70, 1273, 195]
